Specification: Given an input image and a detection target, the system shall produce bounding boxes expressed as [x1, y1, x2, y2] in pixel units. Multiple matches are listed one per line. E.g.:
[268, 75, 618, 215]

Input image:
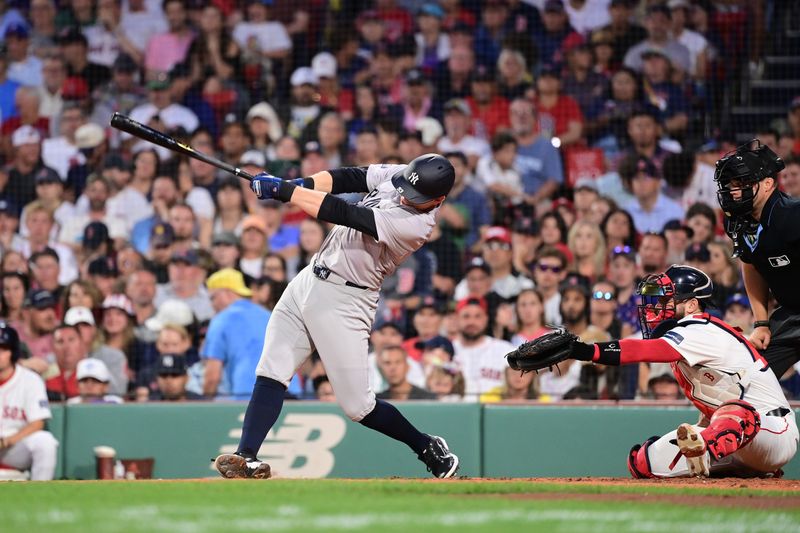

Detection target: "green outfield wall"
[49, 403, 800, 480]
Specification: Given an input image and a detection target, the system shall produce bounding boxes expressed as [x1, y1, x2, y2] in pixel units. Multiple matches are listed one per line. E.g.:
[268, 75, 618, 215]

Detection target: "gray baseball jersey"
[255, 163, 440, 423]
[314, 164, 438, 289]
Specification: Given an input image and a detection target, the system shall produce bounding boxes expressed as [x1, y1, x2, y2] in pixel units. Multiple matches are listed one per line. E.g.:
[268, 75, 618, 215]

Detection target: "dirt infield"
[463, 476, 800, 491]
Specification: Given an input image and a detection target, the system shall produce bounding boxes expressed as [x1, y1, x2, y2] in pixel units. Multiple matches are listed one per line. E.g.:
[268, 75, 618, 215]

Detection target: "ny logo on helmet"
[408, 172, 420, 185]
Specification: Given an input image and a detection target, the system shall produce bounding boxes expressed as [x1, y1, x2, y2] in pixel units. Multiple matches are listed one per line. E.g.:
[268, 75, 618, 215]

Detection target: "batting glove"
[250, 173, 283, 199]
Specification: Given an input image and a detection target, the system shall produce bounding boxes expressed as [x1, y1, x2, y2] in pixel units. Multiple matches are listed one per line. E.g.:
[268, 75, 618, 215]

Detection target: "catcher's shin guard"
[700, 400, 761, 460]
[627, 435, 660, 478]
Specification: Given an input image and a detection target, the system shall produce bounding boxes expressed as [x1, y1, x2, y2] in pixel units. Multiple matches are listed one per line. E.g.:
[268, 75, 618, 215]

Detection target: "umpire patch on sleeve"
[663, 331, 684, 345]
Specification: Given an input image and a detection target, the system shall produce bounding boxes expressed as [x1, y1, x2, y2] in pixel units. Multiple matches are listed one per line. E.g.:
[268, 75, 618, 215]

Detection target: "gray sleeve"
[372, 207, 433, 251]
[366, 164, 407, 191]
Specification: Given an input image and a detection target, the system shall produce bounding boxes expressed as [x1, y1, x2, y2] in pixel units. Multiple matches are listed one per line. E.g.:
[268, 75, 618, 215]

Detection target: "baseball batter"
[214, 154, 460, 479]
[0, 322, 58, 480]
[509, 265, 798, 477]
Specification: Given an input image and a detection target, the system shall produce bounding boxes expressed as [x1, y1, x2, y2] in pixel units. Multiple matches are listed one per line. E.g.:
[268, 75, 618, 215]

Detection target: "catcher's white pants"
[645, 411, 799, 477]
[0, 430, 59, 480]
[256, 265, 379, 421]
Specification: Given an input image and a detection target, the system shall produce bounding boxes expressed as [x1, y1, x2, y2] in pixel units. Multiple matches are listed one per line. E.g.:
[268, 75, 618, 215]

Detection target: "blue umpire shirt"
[202, 297, 271, 400]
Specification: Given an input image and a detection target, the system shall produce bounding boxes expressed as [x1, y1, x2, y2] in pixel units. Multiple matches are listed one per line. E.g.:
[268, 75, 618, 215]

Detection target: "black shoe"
[214, 452, 272, 479]
[418, 436, 459, 479]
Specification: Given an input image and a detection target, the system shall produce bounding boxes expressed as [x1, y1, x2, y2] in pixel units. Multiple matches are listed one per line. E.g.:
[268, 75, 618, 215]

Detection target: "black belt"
[312, 264, 369, 290]
[766, 407, 791, 417]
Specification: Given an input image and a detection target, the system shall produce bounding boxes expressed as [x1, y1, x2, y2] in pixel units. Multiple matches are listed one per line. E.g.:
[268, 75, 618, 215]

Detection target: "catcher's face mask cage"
[714, 139, 785, 218]
[636, 273, 678, 339]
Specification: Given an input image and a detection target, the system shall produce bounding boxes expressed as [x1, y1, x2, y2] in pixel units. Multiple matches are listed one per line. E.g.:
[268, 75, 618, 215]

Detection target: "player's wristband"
[278, 181, 297, 202]
[754, 320, 770, 329]
[290, 178, 315, 189]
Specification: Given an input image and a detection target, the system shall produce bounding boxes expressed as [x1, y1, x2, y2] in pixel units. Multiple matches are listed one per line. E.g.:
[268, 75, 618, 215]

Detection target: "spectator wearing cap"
[453, 296, 515, 396]
[202, 268, 270, 399]
[414, 3, 450, 70]
[533, 0, 580, 68]
[559, 272, 610, 343]
[210, 232, 241, 271]
[24, 159, 75, 241]
[15, 201, 78, 285]
[126, 72, 199, 145]
[46, 324, 87, 401]
[100, 293, 140, 381]
[146, 221, 175, 283]
[5, 23, 43, 87]
[623, 155, 682, 234]
[533, 246, 569, 325]
[19, 288, 58, 361]
[64, 304, 128, 389]
[607, 243, 639, 333]
[509, 216, 541, 277]
[149, 352, 203, 401]
[623, 109, 677, 174]
[67, 121, 109, 196]
[646, 366, 681, 400]
[508, 97, 564, 206]
[623, 4, 691, 77]
[143, 0, 194, 75]
[640, 49, 688, 137]
[401, 69, 432, 133]
[562, 39, 606, 126]
[662, 219, 692, 264]
[155, 249, 214, 322]
[40, 102, 84, 182]
[724, 293, 754, 336]
[58, 27, 111, 92]
[599, 0, 646, 65]
[85, 256, 118, 299]
[668, 0, 708, 80]
[66, 358, 124, 404]
[238, 214, 269, 280]
[246, 102, 283, 159]
[4, 125, 58, 214]
[462, 227, 534, 301]
[376, 345, 437, 401]
[365, 320, 406, 391]
[467, 65, 510, 141]
[310, 51, 342, 111]
[287, 67, 329, 141]
[300, 140, 329, 179]
[1, 88, 49, 160]
[57, 174, 127, 251]
[29, 247, 63, 298]
[437, 98, 490, 170]
[91, 53, 147, 130]
[533, 67, 584, 149]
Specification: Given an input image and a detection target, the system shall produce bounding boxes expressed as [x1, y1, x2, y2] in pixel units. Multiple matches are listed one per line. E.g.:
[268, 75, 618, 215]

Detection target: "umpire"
[714, 139, 800, 377]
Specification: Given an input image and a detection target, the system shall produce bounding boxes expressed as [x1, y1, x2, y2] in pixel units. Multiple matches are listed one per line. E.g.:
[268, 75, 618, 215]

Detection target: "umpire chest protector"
[735, 190, 800, 312]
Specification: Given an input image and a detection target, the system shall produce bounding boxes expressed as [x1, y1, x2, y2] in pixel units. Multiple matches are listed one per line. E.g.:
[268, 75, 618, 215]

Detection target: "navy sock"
[359, 399, 431, 455]
[237, 376, 286, 457]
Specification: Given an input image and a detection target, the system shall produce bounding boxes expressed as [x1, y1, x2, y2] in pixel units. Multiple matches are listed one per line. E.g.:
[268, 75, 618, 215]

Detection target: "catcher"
[507, 265, 798, 477]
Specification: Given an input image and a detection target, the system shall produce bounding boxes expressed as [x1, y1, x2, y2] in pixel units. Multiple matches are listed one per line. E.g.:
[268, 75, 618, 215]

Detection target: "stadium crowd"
[0, 0, 799, 406]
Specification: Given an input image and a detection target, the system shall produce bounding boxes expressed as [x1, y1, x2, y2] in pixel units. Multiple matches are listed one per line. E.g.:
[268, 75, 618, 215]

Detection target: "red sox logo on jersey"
[2, 406, 27, 422]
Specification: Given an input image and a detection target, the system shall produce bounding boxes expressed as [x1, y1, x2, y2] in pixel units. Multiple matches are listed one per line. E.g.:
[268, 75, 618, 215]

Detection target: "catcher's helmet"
[636, 265, 713, 338]
[0, 321, 21, 363]
[714, 139, 784, 217]
[391, 153, 455, 204]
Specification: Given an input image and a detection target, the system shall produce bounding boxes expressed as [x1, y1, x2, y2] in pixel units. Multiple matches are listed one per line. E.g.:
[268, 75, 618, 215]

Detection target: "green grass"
[2, 479, 799, 533]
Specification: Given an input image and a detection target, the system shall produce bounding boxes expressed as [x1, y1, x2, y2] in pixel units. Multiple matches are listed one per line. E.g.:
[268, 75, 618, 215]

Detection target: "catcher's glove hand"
[506, 328, 579, 373]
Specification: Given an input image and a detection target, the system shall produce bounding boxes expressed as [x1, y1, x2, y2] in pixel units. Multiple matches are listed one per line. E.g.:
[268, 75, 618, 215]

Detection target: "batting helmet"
[714, 139, 784, 217]
[0, 321, 21, 363]
[636, 265, 713, 338]
[391, 153, 455, 204]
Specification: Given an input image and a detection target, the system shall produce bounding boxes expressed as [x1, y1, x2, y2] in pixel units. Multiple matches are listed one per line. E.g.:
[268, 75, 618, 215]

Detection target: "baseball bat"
[109, 112, 255, 182]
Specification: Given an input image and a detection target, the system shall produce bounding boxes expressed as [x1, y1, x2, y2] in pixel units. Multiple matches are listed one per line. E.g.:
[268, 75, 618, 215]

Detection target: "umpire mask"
[714, 139, 785, 218]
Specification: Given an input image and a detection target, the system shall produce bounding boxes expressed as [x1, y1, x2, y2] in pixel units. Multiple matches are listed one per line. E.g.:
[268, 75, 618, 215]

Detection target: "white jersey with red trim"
[0, 365, 52, 438]
[660, 314, 790, 417]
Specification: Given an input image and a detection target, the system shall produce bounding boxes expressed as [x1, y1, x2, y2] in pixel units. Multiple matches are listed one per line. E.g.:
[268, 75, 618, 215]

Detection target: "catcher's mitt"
[506, 328, 579, 373]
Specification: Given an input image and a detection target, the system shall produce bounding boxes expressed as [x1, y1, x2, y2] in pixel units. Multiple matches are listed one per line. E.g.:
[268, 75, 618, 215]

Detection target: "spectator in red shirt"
[0, 88, 49, 161]
[45, 324, 86, 401]
[533, 67, 584, 148]
[466, 65, 509, 141]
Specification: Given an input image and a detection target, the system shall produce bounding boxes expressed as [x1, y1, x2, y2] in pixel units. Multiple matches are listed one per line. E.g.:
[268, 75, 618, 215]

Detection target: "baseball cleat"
[418, 435, 460, 479]
[676, 423, 709, 477]
[214, 453, 272, 479]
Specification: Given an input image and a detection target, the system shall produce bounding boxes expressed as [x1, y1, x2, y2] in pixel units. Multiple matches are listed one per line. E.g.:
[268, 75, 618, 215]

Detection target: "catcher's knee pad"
[627, 435, 660, 479]
[701, 400, 761, 460]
